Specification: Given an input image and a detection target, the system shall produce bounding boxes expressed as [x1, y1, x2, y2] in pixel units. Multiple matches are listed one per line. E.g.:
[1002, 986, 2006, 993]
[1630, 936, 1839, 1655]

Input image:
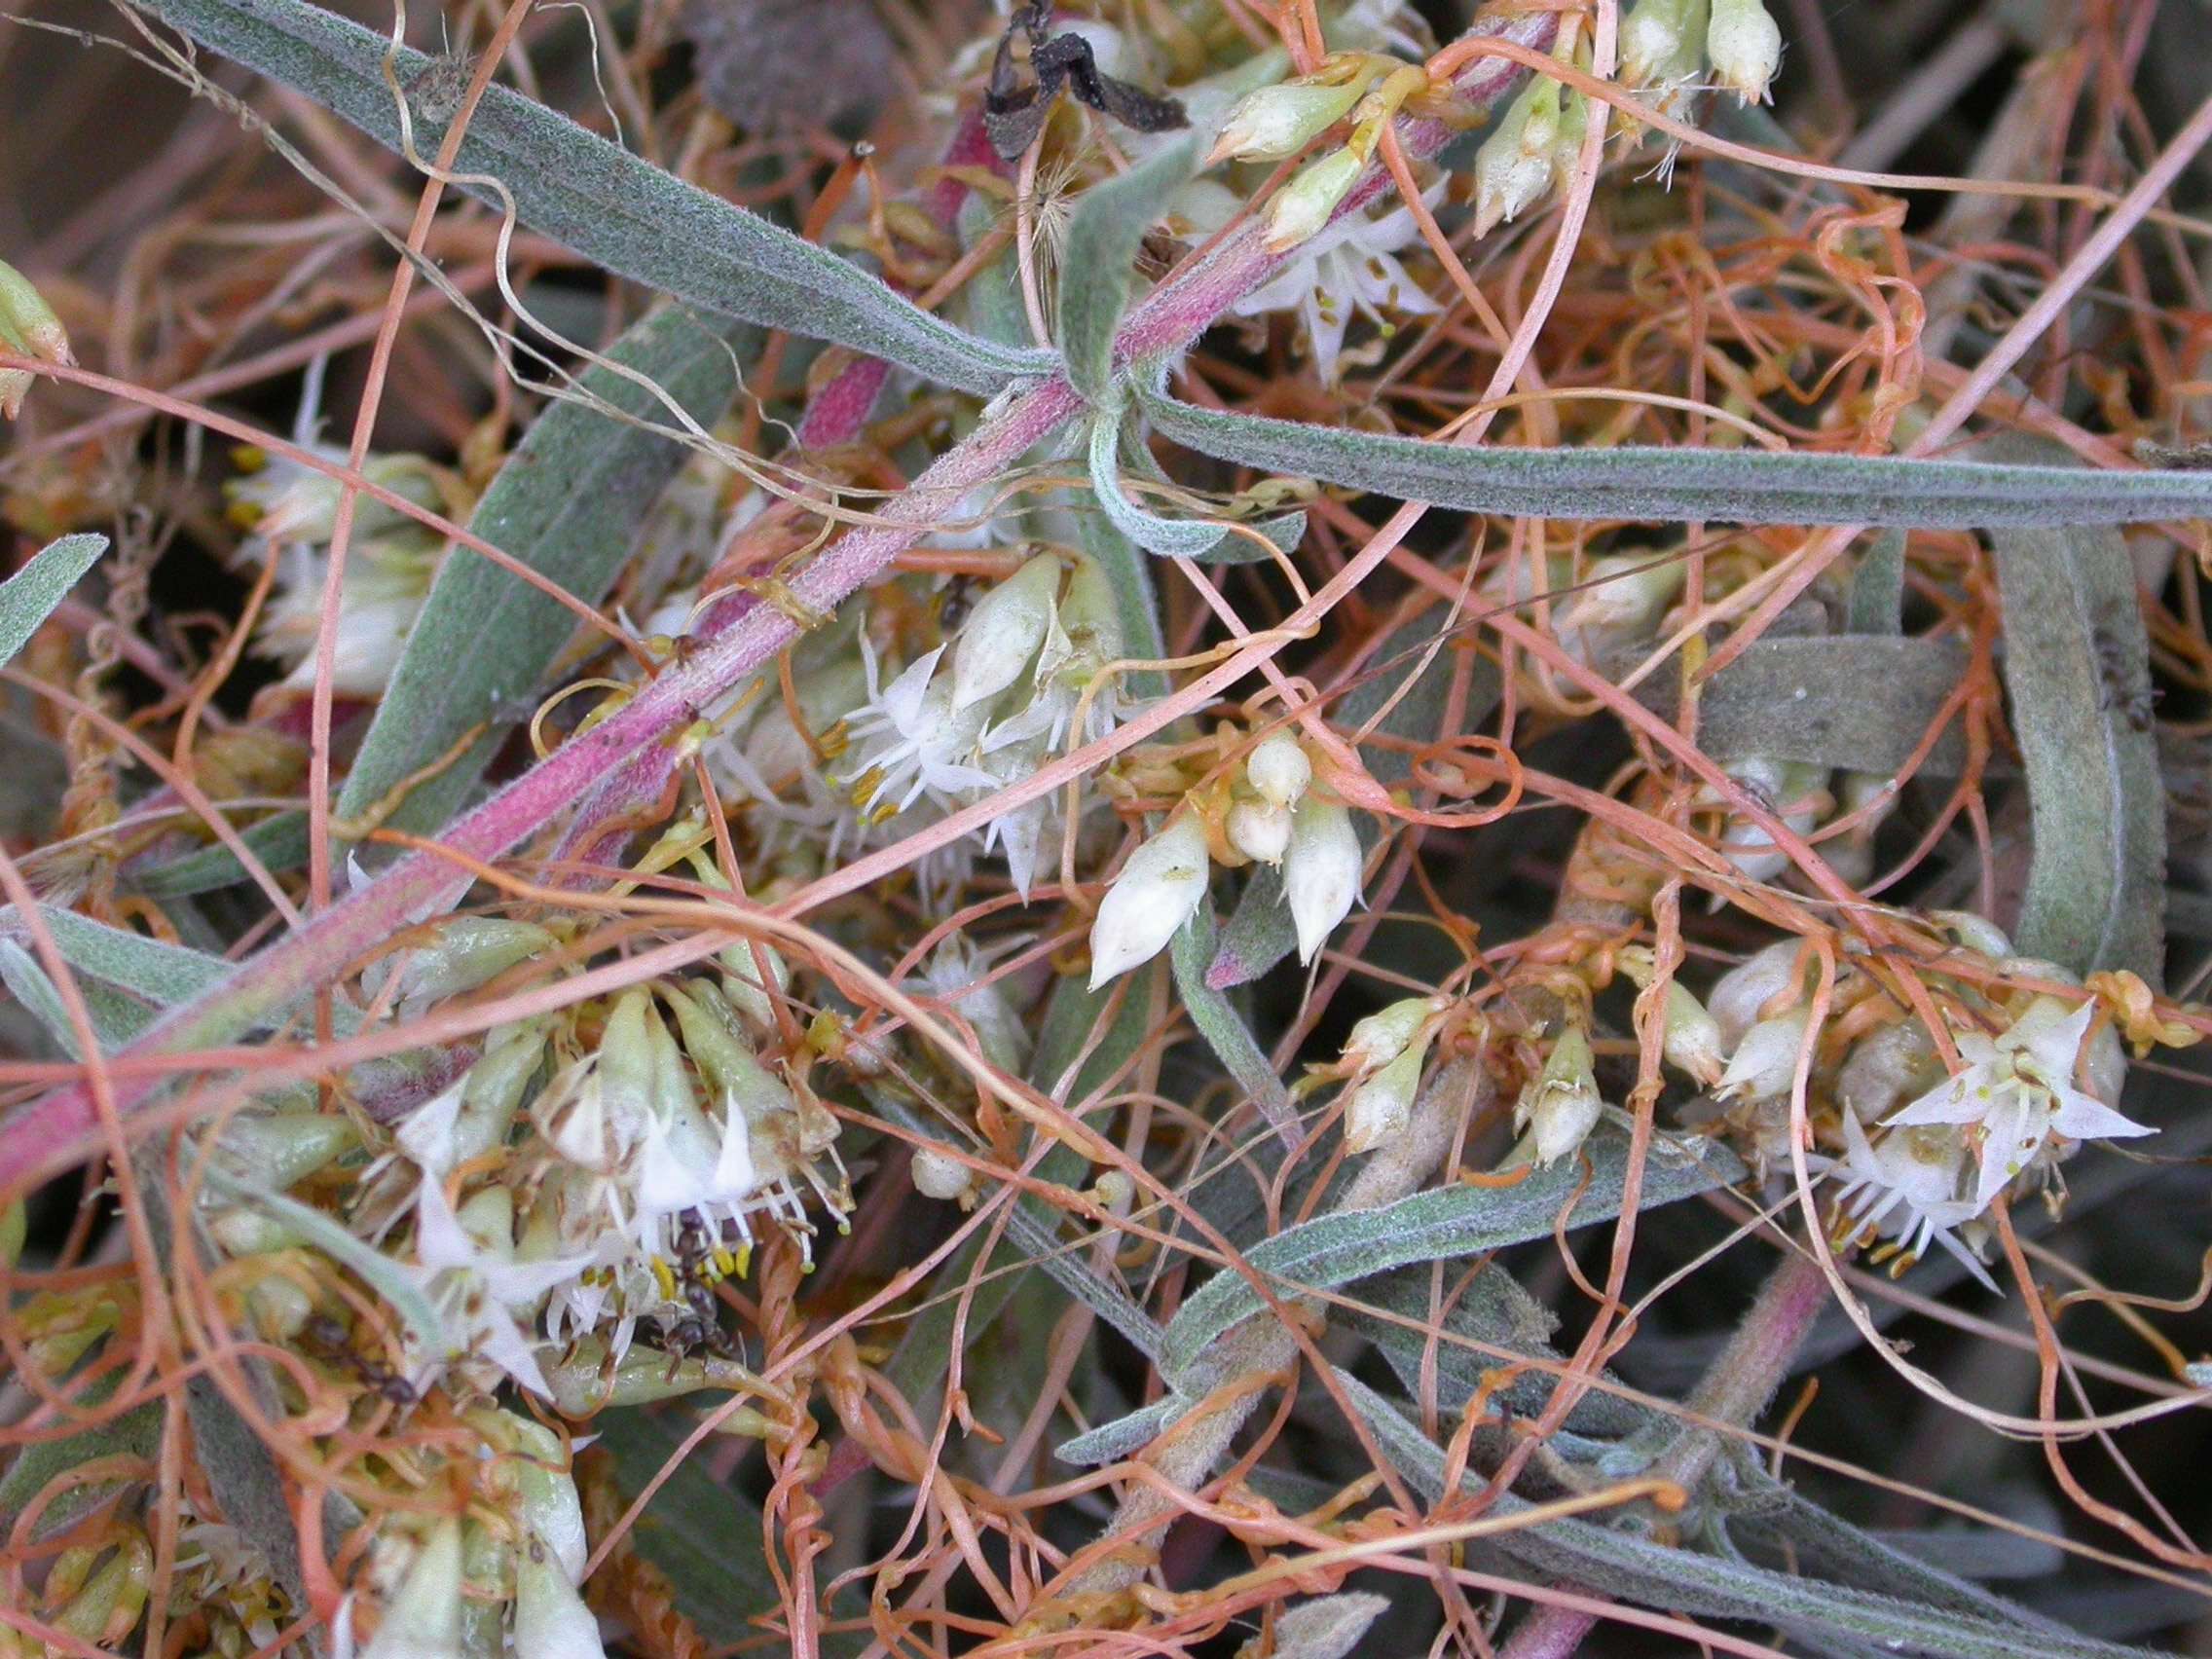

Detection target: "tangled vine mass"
[2, 0, 2212, 1654]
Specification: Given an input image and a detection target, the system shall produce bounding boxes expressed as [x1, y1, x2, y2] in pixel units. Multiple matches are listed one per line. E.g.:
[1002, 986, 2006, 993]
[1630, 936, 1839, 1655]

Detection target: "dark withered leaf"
[681, 0, 896, 132]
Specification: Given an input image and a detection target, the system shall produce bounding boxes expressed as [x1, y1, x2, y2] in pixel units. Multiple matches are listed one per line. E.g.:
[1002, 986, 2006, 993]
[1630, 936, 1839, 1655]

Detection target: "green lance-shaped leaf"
[1333, 1369, 2159, 1659]
[1158, 1124, 1742, 1381]
[1142, 388, 2212, 526]
[1169, 895, 1297, 1139]
[0, 1375, 162, 1541]
[1980, 439, 2164, 982]
[129, 810, 311, 896]
[0, 534, 105, 669]
[1089, 409, 1231, 557]
[1644, 635, 1974, 774]
[1848, 528, 1908, 635]
[123, 0, 1053, 395]
[1053, 1395, 1185, 1466]
[338, 307, 746, 838]
[591, 1408, 784, 1650]
[1055, 136, 1197, 406]
[0, 902, 236, 1007]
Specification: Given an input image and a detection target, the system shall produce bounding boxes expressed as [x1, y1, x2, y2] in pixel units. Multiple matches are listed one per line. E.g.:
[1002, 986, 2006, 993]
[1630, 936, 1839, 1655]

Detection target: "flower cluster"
[223, 443, 456, 697]
[1623, 922, 2151, 1284]
[733, 548, 1128, 900]
[1088, 727, 1365, 987]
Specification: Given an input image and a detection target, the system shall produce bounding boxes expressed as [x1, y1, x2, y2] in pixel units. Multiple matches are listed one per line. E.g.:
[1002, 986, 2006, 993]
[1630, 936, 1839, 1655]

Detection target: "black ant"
[302, 1312, 418, 1407]
[939, 573, 979, 631]
[983, 0, 1188, 162]
[658, 1210, 741, 1379]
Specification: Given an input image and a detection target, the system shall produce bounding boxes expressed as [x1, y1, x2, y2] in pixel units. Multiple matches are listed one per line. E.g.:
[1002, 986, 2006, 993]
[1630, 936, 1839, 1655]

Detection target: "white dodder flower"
[1886, 997, 2149, 1211]
[1245, 729, 1312, 808]
[1823, 1111, 1995, 1291]
[1089, 814, 1211, 987]
[1209, 78, 1366, 164]
[1263, 146, 1365, 252]
[1515, 1023, 1604, 1165]
[1284, 794, 1361, 963]
[1705, 0, 1782, 103]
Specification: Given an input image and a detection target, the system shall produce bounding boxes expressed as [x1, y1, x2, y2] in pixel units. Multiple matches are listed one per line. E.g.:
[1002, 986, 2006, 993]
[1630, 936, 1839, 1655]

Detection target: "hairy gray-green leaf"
[1982, 439, 2164, 980]
[128, 810, 311, 895]
[1074, 506, 1167, 700]
[0, 940, 157, 1055]
[594, 1407, 778, 1645]
[1090, 413, 1230, 557]
[125, 0, 1051, 394]
[1170, 904, 1296, 1139]
[1342, 1260, 1652, 1440]
[1269, 1593, 1392, 1659]
[0, 1377, 160, 1540]
[1334, 1371, 2153, 1659]
[338, 308, 746, 837]
[1053, 1395, 1185, 1466]
[0, 903, 235, 1006]
[1645, 636, 1972, 774]
[1143, 390, 2212, 526]
[1159, 1126, 1742, 1380]
[0, 534, 105, 669]
[1848, 529, 1907, 635]
[1056, 137, 1196, 405]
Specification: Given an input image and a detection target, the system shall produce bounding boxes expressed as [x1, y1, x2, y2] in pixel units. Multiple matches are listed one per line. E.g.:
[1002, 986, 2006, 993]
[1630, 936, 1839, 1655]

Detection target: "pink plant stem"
[0, 6, 1556, 1192]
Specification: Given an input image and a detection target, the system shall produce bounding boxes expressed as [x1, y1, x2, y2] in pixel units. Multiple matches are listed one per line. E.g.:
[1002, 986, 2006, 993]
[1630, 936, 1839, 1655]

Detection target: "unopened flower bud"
[1706, 939, 1808, 1048]
[1089, 814, 1211, 987]
[1345, 1043, 1422, 1152]
[1705, 0, 1782, 103]
[910, 1146, 977, 1203]
[1620, 0, 1709, 86]
[1342, 995, 1441, 1077]
[513, 1537, 604, 1659]
[1245, 729, 1312, 809]
[1264, 147, 1365, 252]
[1472, 75, 1561, 236]
[1555, 551, 1684, 665]
[395, 918, 556, 1013]
[1716, 1007, 1811, 1102]
[0, 259, 72, 422]
[1616, 945, 1730, 1087]
[363, 1520, 465, 1659]
[1208, 78, 1366, 164]
[1227, 799, 1293, 865]
[1284, 793, 1361, 964]
[951, 552, 1059, 711]
[1712, 756, 1825, 884]
[1515, 1023, 1604, 1165]
[1836, 1019, 1940, 1123]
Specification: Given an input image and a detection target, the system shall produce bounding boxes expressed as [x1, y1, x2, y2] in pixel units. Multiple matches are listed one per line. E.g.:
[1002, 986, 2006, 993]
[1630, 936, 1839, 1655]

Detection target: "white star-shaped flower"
[1885, 998, 2151, 1212]
[1822, 1111, 1996, 1291]
[1230, 194, 1442, 382]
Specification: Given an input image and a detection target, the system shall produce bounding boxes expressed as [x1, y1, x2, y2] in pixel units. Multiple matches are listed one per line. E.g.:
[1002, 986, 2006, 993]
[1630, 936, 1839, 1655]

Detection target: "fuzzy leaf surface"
[1982, 438, 2165, 980]
[1055, 137, 1196, 405]
[1159, 1126, 1742, 1379]
[124, 0, 1052, 393]
[1143, 391, 2212, 526]
[0, 534, 105, 669]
